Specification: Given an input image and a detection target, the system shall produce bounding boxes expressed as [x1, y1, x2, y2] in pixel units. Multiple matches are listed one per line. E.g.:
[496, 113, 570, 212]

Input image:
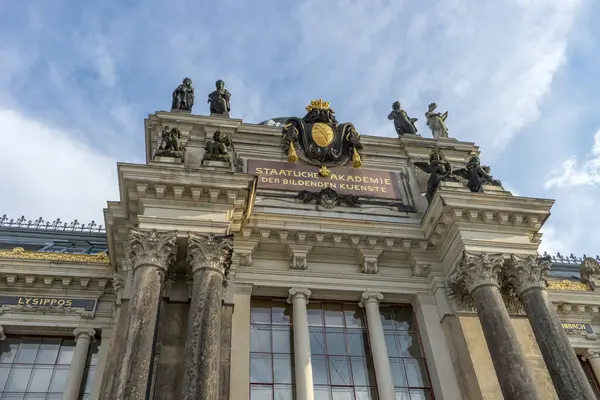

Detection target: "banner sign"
[247, 160, 401, 200]
[561, 322, 595, 335]
[0, 296, 96, 311]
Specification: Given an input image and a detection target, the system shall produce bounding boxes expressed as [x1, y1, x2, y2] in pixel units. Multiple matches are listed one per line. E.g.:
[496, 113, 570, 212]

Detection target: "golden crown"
[305, 99, 331, 112]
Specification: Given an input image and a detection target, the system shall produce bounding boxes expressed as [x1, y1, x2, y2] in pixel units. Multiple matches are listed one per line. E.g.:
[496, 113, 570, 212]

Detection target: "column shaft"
[471, 285, 540, 400]
[182, 268, 224, 399]
[361, 293, 395, 400]
[63, 329, 95, 400]
[288, 288, 314, 400]
[520, 289, 595, 399]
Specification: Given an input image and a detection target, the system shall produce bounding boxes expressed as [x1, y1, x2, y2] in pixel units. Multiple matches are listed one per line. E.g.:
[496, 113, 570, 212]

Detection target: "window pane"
[355, 387, 378, 400]
[0, 365, 10, 391]
[409, 389, 432, 400]
[379, 307, 396, 330]
[351, 358, 374, 387]
[404, 359, 428, 387]
[390, 307, 413, 331]
[274, 384, 294, 400]
[251, 300, 272, 324]
[314, 386, 331, 400]
[385, 334, 400, 358]
[395, 389, 410, 400]
[309, 328, 326, 355]
[390, 359, 408, 387]
[250, 354, 272, 384]
[273, 355, 294, 384]
[24, 395, 46, 400]
[343, 304, 364, 328]
[88, 342, 100, 366]
[3, 395, 25, 400]
[307, 303, 323, 326]
[16, 341, 40, 363]
[250, 384, 273, 400]
[331, 386, 353, 400]
[328, 356, 351, 386]
[323, 304, 344, 328]
[272, 301, 292, 325]
[35, 340, 61, 364]
[325, 331, 347, 355]
[83, 366, 96, 393]
[0, 340, 19, 364]
[398, 333, 421, 359]
[347, 331, 367, 356]
[312, 356, 330, 385]
[272, 327, 293, 354]
[251, 326, 272, 353]
[49, 367, 69, 392]
[57, 342, 75, 365]
[6, 366, 33, 391]
[27, 366, 53, 392]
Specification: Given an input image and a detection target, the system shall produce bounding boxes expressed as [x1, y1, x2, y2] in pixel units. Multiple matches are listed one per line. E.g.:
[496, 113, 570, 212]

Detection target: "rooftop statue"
[425, 102, 449, 139]
[204, 130, 233, 163]
[388, 101, 418, 136]
[208, 80, 231, 117]
[281, 99, 363, 168]
[171, 78, 195, 112]
[454, 156, 502, 192]
[155, 126, 186, 159]
[413, 148, 459, 202]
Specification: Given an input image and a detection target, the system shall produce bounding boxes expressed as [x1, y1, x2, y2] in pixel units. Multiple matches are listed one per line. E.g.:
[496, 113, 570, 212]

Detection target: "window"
[579, 359, 600, 399]
[308, 302, 377, 400]
[250, 299, 295, 399]
[380, 306, 432, 400]
[0, 337, 97, 400]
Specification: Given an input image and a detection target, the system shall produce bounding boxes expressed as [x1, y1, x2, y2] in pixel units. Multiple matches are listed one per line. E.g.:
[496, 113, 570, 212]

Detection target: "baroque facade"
[1, 96, 600, 399]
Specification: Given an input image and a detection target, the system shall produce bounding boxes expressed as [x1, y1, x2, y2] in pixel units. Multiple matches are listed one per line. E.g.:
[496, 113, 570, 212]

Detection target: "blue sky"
[1, 0, 599, 256]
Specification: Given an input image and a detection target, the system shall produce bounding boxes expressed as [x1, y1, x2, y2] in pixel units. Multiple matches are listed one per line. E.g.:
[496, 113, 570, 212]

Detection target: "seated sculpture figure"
[204, 130, 233, 163]
[155, 126, 185, 159]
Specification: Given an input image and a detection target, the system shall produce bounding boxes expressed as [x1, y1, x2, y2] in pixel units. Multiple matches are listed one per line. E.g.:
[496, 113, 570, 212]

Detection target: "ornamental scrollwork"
[186, 233, 234, 284]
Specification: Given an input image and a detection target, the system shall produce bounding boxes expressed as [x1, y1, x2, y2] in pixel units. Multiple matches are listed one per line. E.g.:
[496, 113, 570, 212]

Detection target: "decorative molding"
[0, 304, 95, 319]
[0, 215, 105, 232]
[547, 280, 590, 291]
[187, 233, 234, 284]
[287, 244, 313, 271]
[357, 248, 383, 275]
[359, 291, 383, 307]
[128, 229, 178, 272]
[73, 328, 96, 342]
[411, 264, 431, 278]
[505, 255, 550, 296]
[287, 288, 311, 304]
[0, 247, 110, 264]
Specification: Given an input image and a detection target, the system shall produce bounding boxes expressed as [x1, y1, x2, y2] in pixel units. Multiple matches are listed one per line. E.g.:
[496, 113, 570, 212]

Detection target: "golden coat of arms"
[282, 99, 363, 168]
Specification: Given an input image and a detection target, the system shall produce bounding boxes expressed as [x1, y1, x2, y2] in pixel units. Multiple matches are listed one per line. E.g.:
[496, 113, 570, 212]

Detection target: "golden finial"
[305, 99, 331, 112]
[352, 149, 363, 168]
[318, 165, 331, 177]
[287, 142, 299, 163]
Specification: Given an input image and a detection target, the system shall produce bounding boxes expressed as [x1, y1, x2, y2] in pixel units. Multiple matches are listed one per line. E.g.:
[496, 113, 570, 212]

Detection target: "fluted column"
[582, 349, 600, 385]
[287, 288, 314, 400]
[359, 292, 395, 400]
[63, 328, 96, 400]
[112, 229, 178, 400]
[182, 233, 234, 400]
[447, 252, 540, 400]
[506, 255, 596, 399]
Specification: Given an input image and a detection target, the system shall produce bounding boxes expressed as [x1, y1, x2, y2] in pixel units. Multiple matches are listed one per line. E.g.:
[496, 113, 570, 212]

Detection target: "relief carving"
[187, 233, 234, 284]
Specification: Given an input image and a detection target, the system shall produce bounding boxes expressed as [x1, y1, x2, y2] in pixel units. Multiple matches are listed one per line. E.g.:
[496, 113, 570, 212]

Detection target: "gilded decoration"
[0, 247, 110, 264]
[547, 280, 590, 291]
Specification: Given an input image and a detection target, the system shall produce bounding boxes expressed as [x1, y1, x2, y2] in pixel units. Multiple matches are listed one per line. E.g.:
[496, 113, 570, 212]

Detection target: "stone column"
[63, 328, 96, 400]
[287, 288, 314, 400]
[581, 349, 600, 385]
[359, 292, 395, 400]
[181, 233, 234, 400]
[506, 255, 596, 400]
[447, 252, 540, 400]
[112, 229, 178, 400]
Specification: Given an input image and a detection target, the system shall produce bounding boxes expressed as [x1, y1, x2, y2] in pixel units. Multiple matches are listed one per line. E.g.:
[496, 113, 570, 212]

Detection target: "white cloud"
[538, 226, 566, 255]
[0, 109, 118, 225]
[544, 129, 600, 188]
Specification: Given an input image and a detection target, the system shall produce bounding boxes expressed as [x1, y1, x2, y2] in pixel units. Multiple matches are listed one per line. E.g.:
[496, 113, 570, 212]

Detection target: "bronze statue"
[425, 103, 449, 139]
[156, 126, 186, 158]
[208, 80, 231, 116]
[454, 156, 502, 192]
[204, 130, 233, 163]
[413, 148, 458, 202]
[171, 78, 194, 112]
[388, 101, 417, 136]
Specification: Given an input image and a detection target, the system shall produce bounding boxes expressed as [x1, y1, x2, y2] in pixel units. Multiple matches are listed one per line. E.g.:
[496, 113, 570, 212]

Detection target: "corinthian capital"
[448, 252, 504, 294]
[505, 254, 550, 296]
[187, 233, 234, 279]
[128, 229, 178, 272]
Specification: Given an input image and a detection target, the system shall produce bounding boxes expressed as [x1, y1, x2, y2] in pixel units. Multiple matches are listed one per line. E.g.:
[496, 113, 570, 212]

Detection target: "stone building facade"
[1, 103, 600, 399]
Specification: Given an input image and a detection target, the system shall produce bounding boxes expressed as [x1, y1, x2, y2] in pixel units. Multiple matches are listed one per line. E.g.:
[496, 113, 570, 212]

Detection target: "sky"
[0, 0, 599, 256]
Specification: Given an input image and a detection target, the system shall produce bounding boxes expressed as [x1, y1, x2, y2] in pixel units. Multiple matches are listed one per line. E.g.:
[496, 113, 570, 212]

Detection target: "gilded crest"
[282, 99, 363, 168]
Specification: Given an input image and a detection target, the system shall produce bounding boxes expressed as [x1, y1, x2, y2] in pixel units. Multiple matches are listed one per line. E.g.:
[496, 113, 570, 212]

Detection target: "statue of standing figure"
[171, 78, 195, 112]
[208, 80, 231, 117]
[425, 102, 449, 139]
[388, 101, 418, 136]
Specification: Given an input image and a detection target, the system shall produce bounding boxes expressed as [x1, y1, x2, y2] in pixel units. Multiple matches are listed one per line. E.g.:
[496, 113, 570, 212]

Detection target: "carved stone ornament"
[413, 148, 460, 203]
[128, 229, 178, 272]
[581, 257, 600, 290]
[446, 252, 504, 311]
[297, 187, 360, 209]
[155, 126, 186, 159]
[291, 254, 307, 270]
[0, 303, 96, 319]
[203, 129, 233, 163]
[359, 291, 383, 307]
[186, 233, 234, 283]
[504, 255, 550, 296]
[0, 247, 109, 264]
[411, 264, 431, 278]
[287, 288, 311, 304]
[453, 156, 502, 193]
[208, 79, 232, 116]
[73, 328, 96, 342]
[388, 101, 418, 136]
[360, 257, 379, 274]
[282, 99, 363, 168]
[172, 77, 195, 112]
